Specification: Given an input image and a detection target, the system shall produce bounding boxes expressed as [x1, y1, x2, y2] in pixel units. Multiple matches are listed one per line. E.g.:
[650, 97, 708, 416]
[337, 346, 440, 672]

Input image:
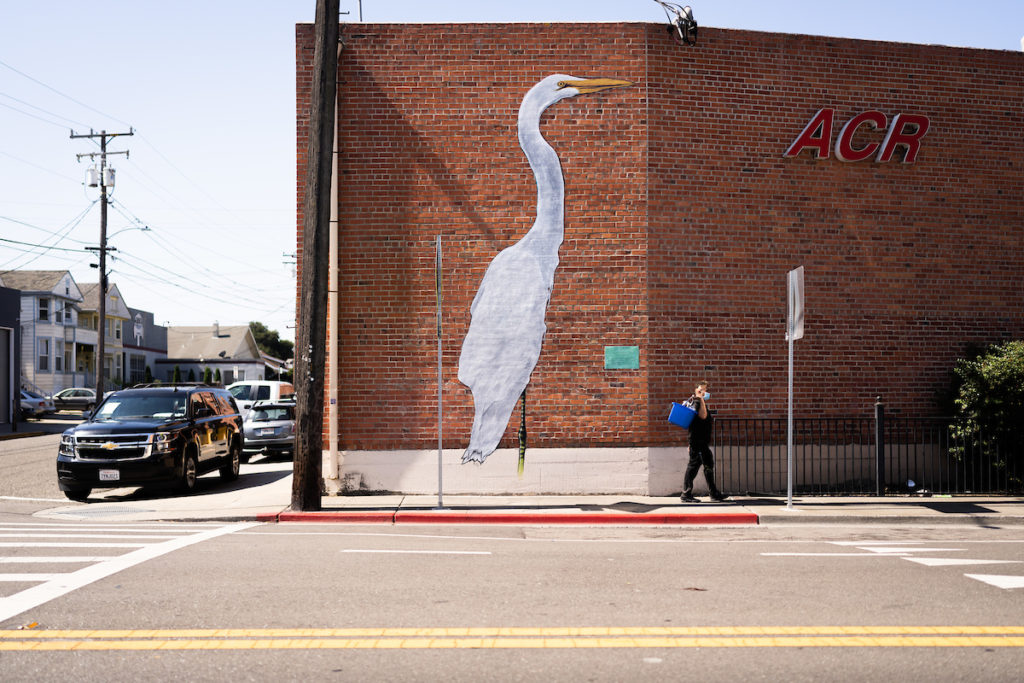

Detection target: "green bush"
[950, 340, 1024, 488]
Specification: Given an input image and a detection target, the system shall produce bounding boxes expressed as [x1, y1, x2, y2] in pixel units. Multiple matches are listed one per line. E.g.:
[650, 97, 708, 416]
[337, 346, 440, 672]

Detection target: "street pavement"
[5, 418, 1024, 526]
[28, 462, 1024, 527]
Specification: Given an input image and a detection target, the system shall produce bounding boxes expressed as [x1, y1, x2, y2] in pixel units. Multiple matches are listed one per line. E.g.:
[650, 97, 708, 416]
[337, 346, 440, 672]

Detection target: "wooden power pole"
[292, 0, 340, 510]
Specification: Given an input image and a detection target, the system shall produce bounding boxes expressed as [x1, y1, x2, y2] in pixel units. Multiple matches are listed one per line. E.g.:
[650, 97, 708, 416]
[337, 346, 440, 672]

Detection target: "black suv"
[57, 385, 244, 502]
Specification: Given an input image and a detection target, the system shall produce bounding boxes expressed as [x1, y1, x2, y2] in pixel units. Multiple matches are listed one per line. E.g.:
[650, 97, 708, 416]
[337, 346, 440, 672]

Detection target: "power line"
[0, 57, 132, 128]
[0, 90, 91, 128]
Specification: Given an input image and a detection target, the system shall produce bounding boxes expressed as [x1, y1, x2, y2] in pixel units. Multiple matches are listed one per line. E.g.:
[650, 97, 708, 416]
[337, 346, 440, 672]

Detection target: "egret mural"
[458, 74, 633, 464]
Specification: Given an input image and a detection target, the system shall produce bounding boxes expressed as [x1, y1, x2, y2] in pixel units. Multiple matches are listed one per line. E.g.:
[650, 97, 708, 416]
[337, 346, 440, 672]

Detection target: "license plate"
[99, 469, 120, 482]
[258, 428, 276, 436]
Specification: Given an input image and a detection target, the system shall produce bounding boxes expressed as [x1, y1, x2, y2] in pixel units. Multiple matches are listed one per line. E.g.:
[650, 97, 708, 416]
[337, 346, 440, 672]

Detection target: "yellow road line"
[2, 636, 1024, 650]
[3, 626, 1024, 639]
[1, 627, 1024, 650]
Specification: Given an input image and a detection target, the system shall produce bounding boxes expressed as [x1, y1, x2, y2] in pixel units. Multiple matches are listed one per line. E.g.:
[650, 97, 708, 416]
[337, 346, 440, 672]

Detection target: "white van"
[226, 381, 295, 418]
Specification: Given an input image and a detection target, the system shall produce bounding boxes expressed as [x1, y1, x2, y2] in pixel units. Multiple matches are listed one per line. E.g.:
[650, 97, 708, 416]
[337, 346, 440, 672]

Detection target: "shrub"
[950, 340, 1024, 490]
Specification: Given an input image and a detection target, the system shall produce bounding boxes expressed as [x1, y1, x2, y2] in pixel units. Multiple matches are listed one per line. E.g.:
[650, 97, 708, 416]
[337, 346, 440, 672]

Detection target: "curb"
[756, 514, 1024, 526]
[259, 509, 760, 525]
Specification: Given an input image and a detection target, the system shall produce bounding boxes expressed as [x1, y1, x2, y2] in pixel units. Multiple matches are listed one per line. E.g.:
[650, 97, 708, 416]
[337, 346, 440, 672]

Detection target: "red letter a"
[784, 109, 834, 159]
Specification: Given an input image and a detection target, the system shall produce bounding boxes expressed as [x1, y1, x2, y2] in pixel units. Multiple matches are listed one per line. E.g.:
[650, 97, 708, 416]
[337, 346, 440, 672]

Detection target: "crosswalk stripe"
[0, 557, 115, 563]
[965, 574, 1024, 590]
[0, 523, 258, 623]
[0, 574, 64, 582]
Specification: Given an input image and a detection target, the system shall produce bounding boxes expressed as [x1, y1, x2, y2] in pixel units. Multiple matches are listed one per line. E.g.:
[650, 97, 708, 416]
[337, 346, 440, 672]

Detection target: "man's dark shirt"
[688, 406, 713, 447]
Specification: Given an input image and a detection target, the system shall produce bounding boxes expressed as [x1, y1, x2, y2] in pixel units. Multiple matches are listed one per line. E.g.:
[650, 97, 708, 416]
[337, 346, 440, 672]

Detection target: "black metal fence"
[711, 410, 1022, 495]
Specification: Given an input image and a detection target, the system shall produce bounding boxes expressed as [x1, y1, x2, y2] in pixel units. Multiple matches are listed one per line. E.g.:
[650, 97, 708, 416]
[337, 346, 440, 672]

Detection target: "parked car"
[57, 384, 244, 502]
[242, 400, 295, 461]
[20, 390, 54, 419]
[52, 387, 98, 414]
[227, 380, 295, 419]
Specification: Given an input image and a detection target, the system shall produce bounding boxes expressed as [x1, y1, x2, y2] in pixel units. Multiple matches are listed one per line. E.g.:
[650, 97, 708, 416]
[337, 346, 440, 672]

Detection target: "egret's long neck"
[518, 104, 564, 248]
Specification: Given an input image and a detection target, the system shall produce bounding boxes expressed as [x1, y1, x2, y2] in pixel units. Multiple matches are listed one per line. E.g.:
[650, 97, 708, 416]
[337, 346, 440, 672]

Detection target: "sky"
[2, 1, 1022, 344]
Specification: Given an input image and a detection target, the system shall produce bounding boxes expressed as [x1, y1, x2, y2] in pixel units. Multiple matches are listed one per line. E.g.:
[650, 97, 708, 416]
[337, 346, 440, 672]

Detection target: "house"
[0, 270, 85, 395]
[158, 323, 267, 385]
[78, 282, 132, 388]
[121, 307, 168, 385]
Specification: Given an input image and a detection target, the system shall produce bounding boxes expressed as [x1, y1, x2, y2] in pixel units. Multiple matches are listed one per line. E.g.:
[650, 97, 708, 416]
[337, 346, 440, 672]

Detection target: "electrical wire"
[0, 57, 132, 128]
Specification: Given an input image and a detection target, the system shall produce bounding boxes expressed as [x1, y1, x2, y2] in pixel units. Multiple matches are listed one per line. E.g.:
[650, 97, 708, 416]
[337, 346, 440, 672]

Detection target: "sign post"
[436, 235, 445, 509]
[786, 266, 804, 510]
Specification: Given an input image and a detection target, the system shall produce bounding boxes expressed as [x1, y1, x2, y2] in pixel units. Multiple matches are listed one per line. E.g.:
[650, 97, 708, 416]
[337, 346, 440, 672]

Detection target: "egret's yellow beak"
[557, 78, 633, 94]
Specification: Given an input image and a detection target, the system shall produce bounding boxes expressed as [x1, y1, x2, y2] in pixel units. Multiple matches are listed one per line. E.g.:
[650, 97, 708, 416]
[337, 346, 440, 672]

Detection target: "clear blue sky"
[2, 1, 1021, 343]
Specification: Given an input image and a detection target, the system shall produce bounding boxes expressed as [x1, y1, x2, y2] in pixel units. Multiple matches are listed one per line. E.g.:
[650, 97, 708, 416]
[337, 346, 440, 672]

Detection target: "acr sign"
[784, 108, 930, 163]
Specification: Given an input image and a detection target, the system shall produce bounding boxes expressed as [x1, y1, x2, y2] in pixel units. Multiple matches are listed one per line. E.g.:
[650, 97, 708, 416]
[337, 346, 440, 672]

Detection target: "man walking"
[681, 381, 729, 503]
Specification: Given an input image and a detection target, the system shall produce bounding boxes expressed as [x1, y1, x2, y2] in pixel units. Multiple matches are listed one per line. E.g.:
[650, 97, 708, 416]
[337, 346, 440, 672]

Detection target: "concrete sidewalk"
[29, 463, 1024, 526]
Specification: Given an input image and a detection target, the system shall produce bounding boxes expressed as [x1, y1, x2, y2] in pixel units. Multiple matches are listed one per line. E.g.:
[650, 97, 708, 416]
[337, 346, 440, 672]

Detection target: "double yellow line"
[3, 626, 1024, 651]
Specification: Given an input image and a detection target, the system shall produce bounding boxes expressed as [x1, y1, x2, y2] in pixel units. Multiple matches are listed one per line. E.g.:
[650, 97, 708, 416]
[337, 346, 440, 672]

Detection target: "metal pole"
[787, 331, 794, 509]
[875, 396, 885, 496]
[436, 235, 444, 509]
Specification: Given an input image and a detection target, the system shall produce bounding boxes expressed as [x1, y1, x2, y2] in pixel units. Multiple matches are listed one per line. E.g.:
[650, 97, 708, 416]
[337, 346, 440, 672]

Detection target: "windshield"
[248, 406, 295, 422]
[94, 395, 187, 420]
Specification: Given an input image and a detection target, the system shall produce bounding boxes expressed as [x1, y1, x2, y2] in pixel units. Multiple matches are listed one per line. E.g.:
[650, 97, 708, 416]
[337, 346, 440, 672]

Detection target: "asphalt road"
[1, 519, 1022, 681]
[2, 428, 1023, 681]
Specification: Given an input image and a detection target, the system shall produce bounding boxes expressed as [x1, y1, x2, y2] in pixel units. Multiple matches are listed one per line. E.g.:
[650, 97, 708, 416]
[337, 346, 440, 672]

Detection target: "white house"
[158, 323, 268, 384]
[0, 270, 85, 395]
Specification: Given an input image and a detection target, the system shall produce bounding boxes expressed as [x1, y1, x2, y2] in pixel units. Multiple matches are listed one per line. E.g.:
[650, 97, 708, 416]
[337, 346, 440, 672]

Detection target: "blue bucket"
[668, 402, 696, 429]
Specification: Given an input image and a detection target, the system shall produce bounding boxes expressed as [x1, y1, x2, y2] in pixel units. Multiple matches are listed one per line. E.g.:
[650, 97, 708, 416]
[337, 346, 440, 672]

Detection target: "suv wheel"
[220, 440, 240, 481]
[179, 450, 199, 493]
[63, 488, 91, 502]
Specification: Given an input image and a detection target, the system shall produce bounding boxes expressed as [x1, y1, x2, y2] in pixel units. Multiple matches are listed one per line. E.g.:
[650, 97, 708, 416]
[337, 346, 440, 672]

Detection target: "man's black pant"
[683, 442, 722, 498]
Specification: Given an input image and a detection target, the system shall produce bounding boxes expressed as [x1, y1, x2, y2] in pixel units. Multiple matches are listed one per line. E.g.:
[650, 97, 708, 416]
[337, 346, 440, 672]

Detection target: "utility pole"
[72, 128, 133, 400]
[292, 0, 340, 511]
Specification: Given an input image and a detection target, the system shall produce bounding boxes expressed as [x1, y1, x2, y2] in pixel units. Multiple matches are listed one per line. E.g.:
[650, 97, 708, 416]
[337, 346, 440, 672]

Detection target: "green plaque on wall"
[604, 345, 640, 370]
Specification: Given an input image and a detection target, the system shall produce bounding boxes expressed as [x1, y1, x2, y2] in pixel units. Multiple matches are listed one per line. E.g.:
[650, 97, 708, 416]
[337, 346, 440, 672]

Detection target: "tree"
[950, 340, 1024, 490]
[214, 368, 222, 385]
[202, 367, 213, 384]
[188, 368, 196, 382]
[173, 365, 181, 383]
[250, 322, 294, 362]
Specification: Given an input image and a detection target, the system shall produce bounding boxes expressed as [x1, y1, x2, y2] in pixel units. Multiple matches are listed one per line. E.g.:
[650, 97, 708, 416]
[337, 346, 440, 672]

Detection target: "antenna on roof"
[652, 1, 698, 46]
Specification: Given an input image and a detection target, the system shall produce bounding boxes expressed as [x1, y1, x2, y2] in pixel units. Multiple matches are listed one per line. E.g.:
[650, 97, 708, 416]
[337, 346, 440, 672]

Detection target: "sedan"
[51, 387, 98, 414]
[20, 390, 53, 418]
[242, 400, 295, 462]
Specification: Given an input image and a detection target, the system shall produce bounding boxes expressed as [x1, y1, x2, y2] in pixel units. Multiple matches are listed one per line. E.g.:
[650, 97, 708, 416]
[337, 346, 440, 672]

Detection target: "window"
[55, 340, 64, 372]
[38, 338, 50, 371]
[54, 303, 63, 324]
[65, 345, 72, 373]
[129, 354, 145, 384]
[38, 298, 50, 322]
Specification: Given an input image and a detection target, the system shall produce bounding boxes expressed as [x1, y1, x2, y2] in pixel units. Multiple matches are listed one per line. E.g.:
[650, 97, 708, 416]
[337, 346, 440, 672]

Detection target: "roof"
[78, 282, 132, 318]
[165, 325, 262, 362]
[0, 270, 83, 300]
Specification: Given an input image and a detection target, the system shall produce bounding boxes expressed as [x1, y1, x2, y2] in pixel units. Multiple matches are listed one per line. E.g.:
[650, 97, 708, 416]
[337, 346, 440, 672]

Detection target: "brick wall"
[297, 23, 1024, 452]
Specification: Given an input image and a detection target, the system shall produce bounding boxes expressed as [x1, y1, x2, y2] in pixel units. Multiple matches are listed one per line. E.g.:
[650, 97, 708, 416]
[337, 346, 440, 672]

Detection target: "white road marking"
[760, 553, 886, 557]
[0, 574, 63, 582]
[0, 542, 148, 549]
[0, 496, 67, 503]
[904, 558, 1021, 567]
[0, 533, 192, 540]
[964, 574, 1024, 590]
[859, 547, 964, 554]
[0, 522, 257, 623]
[341, 549, 491, 555]
[0, 557, 115, 563]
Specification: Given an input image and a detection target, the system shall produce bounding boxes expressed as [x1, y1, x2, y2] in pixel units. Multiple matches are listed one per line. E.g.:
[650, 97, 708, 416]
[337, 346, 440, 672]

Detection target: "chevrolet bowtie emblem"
[101, 442, 117, 450]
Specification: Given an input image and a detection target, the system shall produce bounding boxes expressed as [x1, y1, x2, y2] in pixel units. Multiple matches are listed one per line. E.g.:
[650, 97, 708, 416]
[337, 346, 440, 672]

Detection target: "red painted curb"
[266, 510, 758, 525]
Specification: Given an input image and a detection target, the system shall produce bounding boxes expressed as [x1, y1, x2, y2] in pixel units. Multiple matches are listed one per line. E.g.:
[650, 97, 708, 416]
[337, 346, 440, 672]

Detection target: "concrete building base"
[323, 447, 712, 496]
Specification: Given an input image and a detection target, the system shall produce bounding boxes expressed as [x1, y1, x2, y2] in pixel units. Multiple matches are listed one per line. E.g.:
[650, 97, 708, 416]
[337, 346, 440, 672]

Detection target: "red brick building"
[296, 22, 1024, 494]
